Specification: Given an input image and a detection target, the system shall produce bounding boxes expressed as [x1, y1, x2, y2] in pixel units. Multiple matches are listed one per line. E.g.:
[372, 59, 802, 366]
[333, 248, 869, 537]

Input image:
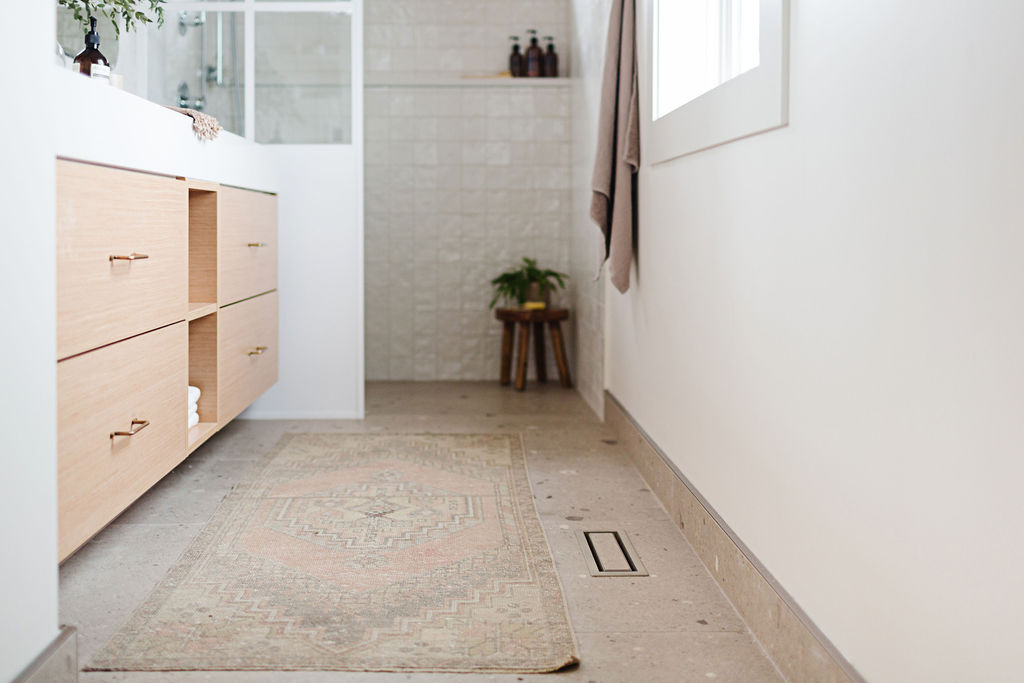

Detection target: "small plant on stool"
[489, 257, 568, 309]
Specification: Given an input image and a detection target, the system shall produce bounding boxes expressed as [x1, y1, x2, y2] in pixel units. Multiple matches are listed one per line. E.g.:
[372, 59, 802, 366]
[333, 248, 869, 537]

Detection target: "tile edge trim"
[15, 625, 77, 682]
[604, 391, 865, 683]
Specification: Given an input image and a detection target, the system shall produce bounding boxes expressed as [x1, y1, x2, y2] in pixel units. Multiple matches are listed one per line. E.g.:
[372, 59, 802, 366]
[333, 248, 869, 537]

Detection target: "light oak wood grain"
[188, 189, 218, 305]
[58, 323, 188, 561]
[187, 422, 218, 454]
[186, 179, 219, 192]
[218, 187, 277, 306]
[187, 302, 217, 321]
[188, 313, 218, 424]
[57, 160, 188, 360]
[218, 292, 278, 423]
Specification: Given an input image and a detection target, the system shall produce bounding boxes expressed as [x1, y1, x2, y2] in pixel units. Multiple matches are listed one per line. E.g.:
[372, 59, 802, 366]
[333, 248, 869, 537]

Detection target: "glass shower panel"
[255, 12, 352, 144]
[147, 11, 245, 136]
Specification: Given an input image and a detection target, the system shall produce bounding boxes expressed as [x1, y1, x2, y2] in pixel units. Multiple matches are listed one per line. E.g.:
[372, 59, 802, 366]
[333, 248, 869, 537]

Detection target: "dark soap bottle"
[509, 36, 524, 77]
[524, 29, 543, 78]
[74, 16, 110, 78]
[543, 36, 559, 77]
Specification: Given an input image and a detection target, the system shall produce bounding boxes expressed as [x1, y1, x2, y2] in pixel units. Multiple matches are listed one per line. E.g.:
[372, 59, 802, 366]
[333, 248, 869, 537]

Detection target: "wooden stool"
[495, 308, 572, 391]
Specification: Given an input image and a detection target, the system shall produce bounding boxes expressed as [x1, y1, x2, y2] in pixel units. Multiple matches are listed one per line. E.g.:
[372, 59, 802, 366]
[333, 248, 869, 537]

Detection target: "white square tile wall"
[566, 0, 612, 417]
[366, 0, 572, 80]
[365, 84, 573, 380]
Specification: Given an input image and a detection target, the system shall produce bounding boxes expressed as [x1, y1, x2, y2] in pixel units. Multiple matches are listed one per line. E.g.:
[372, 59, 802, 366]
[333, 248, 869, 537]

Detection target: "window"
[644, 0, 788, 163]
[653, 0, 759, 119]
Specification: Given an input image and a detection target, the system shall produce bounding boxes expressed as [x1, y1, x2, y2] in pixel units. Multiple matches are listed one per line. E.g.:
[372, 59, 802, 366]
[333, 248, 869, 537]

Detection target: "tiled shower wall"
[365, 0, 572, 80]
[365, 84, 572, 380]
[364, 0, 575, 381]
[567, 0, 613, 417]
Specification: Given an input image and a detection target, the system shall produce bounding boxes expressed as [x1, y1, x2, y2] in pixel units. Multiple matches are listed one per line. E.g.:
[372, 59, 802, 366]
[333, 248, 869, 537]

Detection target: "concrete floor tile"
[531, 467, 668, 521]
[62, 382, 779, 682]
[113, 453, 254, 526]
[60, 523, 205, 665]
[542, 520, 747, 634]
[570, 631, 782, 683]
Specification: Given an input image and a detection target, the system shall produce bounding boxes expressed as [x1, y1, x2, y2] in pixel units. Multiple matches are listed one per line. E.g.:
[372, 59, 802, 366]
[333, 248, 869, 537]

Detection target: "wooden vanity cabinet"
[56, 159, 279, 562]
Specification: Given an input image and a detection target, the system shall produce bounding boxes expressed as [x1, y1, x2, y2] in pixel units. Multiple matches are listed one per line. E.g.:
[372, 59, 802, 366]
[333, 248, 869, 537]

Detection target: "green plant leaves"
[58, 0, 165, 37]
[488, 257, 570, 309]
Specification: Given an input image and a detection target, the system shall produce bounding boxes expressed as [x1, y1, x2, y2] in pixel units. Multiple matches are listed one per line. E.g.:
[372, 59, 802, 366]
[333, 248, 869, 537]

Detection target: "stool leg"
[515, 322, 530, 391]
[500, 321, 514, 385]
[548, 320, 572, 388]
[533, 321, 547, 382]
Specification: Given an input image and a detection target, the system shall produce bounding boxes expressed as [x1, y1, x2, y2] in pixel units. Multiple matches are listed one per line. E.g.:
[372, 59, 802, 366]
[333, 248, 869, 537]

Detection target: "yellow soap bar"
[523, 301, 547, 310]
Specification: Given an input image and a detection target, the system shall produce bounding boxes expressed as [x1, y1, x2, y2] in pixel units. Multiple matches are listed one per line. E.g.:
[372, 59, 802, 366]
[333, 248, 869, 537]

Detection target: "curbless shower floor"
[60, 382, 782, 682]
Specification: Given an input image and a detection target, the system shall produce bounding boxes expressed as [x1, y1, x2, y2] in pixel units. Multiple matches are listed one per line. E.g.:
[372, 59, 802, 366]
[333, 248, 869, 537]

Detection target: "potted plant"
[59, 0, 165, 38]
[489, 257, 569, 309]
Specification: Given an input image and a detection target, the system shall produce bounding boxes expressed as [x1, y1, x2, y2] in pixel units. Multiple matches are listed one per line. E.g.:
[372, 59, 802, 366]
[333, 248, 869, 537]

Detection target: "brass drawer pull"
[248, 346, 268, 356]
[247, 242, 268, 248]
[110, 419, 150, 439]
[110, 252, 149, 262]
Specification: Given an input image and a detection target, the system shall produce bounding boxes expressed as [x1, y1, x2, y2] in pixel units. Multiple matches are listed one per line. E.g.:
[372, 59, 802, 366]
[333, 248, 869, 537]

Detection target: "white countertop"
[54, 67, 278, 194]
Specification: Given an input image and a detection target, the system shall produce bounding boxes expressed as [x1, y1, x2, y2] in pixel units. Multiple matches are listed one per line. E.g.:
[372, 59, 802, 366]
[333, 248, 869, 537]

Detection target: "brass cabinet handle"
[248, 346, 268, 356]
[247, 242, 268, 247]
[110, 253, 150, 262]
[110, 419, 150, 439]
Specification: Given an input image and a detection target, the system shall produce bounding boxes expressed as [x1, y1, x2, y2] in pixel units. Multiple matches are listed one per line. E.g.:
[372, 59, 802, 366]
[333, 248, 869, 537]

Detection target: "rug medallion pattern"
[89, 433, 578, 672]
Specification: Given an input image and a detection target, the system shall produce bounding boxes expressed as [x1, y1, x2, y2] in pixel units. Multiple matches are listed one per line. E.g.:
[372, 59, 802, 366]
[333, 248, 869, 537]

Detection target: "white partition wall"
[0, 3, 59, 680]
[163, 0, 365, 418]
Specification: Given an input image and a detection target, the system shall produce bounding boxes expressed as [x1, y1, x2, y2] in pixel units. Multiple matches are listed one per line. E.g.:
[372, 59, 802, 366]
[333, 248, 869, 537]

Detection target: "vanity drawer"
[58, 322, 188, 561]
[219, 291, 278, 422]
[218, 186, 278, 305]
[57, 160, 188, 359]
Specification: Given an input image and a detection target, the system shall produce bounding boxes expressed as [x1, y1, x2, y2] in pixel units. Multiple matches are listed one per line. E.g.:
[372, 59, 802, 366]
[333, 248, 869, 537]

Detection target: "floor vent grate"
[576, 530, 648, 577]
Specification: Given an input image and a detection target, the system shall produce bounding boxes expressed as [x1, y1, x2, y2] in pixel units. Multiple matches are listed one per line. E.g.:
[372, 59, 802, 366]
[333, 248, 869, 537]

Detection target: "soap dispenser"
[543, 36, 559, 77]
[509, 36, 524, 77]
[524, 29, 543, 78]
[74, 17, 111, 80]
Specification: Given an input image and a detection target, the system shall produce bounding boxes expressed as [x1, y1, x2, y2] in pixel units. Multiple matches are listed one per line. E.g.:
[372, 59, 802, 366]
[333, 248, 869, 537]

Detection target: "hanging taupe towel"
[590, 0, 639, 294]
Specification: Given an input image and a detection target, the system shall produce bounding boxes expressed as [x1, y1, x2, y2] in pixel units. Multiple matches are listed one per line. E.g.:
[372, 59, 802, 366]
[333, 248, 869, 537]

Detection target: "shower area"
[155, 10, 244, 134]
[141, 3, 354, 144]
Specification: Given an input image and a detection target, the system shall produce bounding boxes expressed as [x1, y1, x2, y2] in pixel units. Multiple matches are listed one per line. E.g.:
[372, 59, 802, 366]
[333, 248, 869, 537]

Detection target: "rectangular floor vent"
[576, 530, 648, 577]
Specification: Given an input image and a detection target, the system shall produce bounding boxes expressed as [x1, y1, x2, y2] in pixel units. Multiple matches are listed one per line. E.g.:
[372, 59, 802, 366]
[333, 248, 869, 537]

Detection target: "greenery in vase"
[489, 257, 569, 309]
[58, 0, 165, 37]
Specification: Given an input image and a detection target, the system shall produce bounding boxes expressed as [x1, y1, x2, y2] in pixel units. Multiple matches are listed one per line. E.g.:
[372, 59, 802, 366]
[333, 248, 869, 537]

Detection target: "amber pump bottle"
[524, 29, 543, 78]
[509, 36, 524, 77]
[74, 17, 110, 79]
[543, 36, 559, 77]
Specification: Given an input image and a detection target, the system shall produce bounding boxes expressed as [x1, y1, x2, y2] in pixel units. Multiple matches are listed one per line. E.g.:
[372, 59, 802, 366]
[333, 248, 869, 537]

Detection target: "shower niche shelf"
[365, 76, 571, 89]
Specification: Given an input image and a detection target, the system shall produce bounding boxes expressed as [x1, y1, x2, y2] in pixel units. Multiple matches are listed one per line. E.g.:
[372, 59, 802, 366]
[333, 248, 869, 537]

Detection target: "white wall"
[0, 2, 59, 680]
[568, 0, 612, 417]
[245, 146, 365, 418]
[605, 2, 1024, 681]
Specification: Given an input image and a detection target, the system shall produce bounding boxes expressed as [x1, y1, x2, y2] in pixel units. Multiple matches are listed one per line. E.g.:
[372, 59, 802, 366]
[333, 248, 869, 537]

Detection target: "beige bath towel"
[590, 0, 639, 294]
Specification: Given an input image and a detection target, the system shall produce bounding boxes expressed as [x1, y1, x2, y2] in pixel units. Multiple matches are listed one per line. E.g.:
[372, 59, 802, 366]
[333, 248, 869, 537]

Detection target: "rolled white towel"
[188, 385, 201, 405]
[189, 403, 199, 417]
[188, 412, 200, 429]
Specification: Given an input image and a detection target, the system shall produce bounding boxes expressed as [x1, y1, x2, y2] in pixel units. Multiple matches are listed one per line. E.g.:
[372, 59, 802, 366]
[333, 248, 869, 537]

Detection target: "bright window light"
[653, 0, 760, 120]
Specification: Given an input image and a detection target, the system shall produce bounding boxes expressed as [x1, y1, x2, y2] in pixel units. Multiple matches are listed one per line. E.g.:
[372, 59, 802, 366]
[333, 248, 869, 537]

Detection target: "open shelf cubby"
[188, 187, 217, 314]
[187, 304, 218, 453]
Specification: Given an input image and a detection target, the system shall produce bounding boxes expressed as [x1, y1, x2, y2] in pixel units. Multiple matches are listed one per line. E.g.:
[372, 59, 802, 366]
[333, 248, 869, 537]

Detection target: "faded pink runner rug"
[88, 433, 579, 673]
